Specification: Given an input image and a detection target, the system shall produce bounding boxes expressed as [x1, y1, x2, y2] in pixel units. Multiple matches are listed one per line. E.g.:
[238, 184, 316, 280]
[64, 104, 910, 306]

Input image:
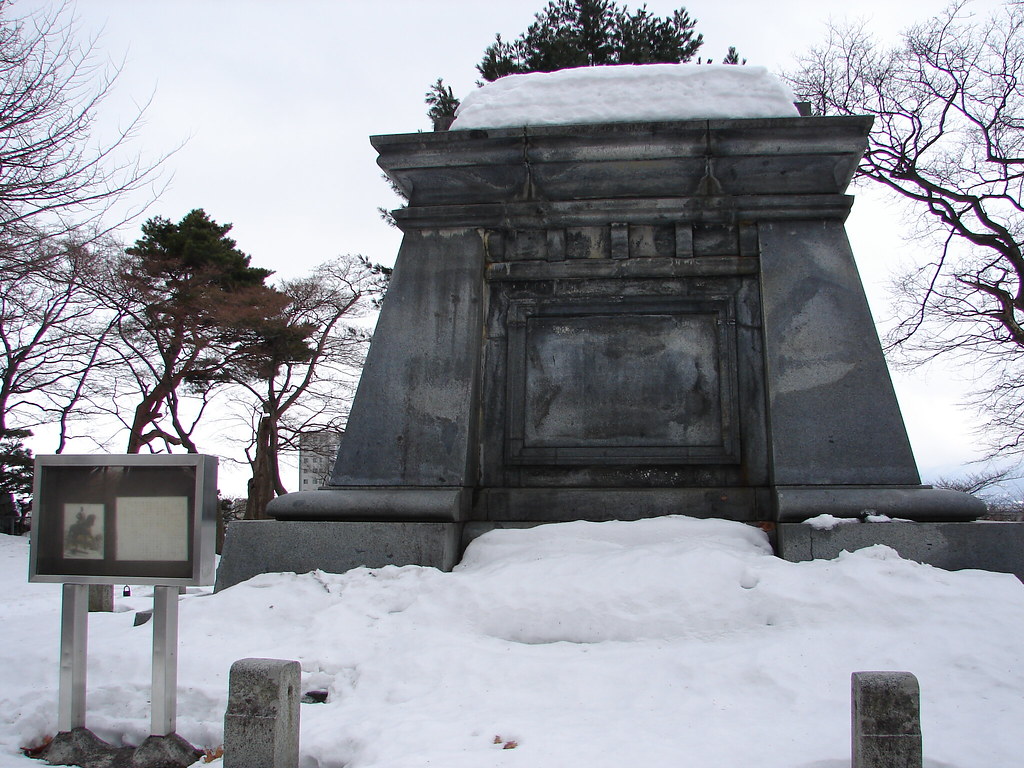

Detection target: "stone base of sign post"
[40, 728, 111, 767]
[41, 728, 200, 768]
[133, 734, 204, 768]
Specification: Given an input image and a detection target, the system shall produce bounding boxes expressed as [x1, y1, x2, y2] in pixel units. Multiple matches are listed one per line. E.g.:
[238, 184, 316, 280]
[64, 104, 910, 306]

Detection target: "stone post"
[88, 584, 113, 612]
[224, 658, 300, 768]
[852, 671, 922, 768]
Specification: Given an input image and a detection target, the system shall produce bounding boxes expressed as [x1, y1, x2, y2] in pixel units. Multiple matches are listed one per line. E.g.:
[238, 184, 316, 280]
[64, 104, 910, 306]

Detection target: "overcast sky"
[15, 0, 1013, 492]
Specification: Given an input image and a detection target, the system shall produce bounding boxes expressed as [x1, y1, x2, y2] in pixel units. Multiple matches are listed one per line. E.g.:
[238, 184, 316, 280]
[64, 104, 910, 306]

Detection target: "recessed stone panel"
[565, 227, 609, 259]
[693, 225, 739, 256]
[505, 297, 740, 465]
[628, 225, 658, 258]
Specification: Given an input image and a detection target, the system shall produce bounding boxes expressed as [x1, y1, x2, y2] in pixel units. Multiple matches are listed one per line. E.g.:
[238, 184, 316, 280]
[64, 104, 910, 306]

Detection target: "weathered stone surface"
[775, 486, 984, 523]
[269, 488, 469, 521]
[44, 729, 126, 768]
[218, 115, 984, 584]
[777, 521, 1024, 580]
[852, 672, 922, 768]
[88, 585, 113, 613]
[474, 487, 769, 522]
[41, 729, 200, 768]
[224, 659, 300, 768]
[130, 735, 201, 768]
[325, 229, 485, 489]
[759, 219, 919, 487]
[215, 521, 460, 591]
[370, 117, 872, 205]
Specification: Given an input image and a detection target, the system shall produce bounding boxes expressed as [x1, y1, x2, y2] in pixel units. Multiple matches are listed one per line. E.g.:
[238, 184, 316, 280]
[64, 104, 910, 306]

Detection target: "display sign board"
[29, 455, 217, 586]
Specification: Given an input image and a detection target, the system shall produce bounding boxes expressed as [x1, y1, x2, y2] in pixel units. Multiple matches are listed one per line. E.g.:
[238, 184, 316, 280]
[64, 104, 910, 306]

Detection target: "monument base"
[265, 487, 469, 521]
[776, 521, 1024, 580]
[215, 520, 461, 591]
[774, 485, 985, 522]
[213, 486, 995, 590]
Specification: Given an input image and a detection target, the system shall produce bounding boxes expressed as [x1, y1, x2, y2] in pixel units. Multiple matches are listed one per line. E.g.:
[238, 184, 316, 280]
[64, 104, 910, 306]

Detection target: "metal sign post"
[57, 584, 88, 732]
[151, 586, 179, 736]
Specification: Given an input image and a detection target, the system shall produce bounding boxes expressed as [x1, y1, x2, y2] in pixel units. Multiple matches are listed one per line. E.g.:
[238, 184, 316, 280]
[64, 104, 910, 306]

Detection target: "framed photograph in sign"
[63, 504, 106, 559]
[29, 455, 218, 586]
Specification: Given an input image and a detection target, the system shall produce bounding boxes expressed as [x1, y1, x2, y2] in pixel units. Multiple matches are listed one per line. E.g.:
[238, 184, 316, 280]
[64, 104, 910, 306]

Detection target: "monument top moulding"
[268, 64, 982, 534]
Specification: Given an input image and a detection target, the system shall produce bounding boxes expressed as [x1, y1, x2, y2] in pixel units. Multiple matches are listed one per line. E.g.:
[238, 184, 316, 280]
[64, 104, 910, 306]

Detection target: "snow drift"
[1, 516, 1022, 768]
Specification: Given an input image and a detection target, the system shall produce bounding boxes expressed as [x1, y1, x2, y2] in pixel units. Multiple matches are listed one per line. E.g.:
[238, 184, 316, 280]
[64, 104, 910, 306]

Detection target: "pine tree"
[0, 428, 33, 514]
[425, 78, 461, 130]
[476, 1, 704, 82]
[722, 46, 746, 65]
[424, 1, 751, 124]
[108, 209, 294, 454]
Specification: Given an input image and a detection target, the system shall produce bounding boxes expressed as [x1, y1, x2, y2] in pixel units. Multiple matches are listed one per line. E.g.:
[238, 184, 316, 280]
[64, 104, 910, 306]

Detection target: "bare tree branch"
[785, 0, 1024, 456]
[226, 255, 382, 519]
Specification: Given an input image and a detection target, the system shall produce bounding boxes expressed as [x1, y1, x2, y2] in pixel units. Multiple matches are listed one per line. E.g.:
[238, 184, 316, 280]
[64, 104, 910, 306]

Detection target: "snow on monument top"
[450, 64, 800, 130]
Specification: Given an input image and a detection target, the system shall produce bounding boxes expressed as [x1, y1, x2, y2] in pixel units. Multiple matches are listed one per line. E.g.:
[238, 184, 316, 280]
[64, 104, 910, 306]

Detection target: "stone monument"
[216, 67, 990, 589]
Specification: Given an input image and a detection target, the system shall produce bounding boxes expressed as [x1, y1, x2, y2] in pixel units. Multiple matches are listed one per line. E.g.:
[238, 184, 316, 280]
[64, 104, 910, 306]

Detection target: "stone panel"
[477, 268, 768, 500]
[215, 520, 461, 591]
[328, 229, 485, 487]
[504, 298, 739, 465]
[565, 227, 609, 260]
[759, 220, 920, 486]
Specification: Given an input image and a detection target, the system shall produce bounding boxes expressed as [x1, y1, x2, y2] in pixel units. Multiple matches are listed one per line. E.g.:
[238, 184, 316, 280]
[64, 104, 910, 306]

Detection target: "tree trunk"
[127, 392, 162, 454]
[245, 414, 277, 520]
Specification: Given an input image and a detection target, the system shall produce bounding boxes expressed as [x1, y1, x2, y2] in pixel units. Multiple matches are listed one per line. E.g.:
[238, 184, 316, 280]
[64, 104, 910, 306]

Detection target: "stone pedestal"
[777, 521, 1024, 580]
[215, 116, 985, 585]
[216, 519, 461, 591]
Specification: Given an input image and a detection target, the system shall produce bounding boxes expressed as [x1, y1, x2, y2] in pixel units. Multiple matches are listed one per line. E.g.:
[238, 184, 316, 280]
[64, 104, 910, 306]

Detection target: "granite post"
[224, 658, 300, 768]
[852, 671, 922, 768]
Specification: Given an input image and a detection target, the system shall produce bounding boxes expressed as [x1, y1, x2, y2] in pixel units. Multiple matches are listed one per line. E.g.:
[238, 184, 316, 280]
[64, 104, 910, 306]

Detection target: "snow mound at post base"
[449, 64, 800, 130]
[2, 515, 1024, 768]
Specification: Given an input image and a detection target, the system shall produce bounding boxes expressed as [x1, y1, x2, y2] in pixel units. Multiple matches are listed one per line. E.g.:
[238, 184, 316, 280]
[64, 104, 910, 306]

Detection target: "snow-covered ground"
[450, 64, 799, 129]
[2, 516, 1022, 768]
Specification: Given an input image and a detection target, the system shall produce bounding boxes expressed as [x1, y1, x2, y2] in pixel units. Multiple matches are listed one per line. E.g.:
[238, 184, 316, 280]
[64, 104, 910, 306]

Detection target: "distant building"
[298, 432, 341, 490]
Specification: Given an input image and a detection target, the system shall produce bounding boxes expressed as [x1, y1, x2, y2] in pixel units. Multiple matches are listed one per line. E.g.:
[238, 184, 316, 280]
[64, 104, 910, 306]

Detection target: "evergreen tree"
[722, 46, 746, 65]
[105, 209, 294, 454]
[476, 1, 704, 82]
[425, 1, 749, 124]
[425, 78, 461, 130]
[0, 428, 33, 513]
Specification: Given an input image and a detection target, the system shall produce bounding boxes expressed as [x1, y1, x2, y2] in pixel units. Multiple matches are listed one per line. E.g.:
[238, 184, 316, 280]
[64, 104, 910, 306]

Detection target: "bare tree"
[231, 255, 382, 519]
[785, 1, 1024, 454]
[0, 1, 170, 455]
[934, 465, 1021, 496]
[934, 465, 1024, 519]
[0, 231, 118, 449]
[0, 1, 165, 248]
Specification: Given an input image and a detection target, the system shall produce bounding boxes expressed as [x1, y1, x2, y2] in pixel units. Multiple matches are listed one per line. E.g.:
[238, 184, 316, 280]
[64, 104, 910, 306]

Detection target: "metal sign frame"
[29, 454, 217, 587]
